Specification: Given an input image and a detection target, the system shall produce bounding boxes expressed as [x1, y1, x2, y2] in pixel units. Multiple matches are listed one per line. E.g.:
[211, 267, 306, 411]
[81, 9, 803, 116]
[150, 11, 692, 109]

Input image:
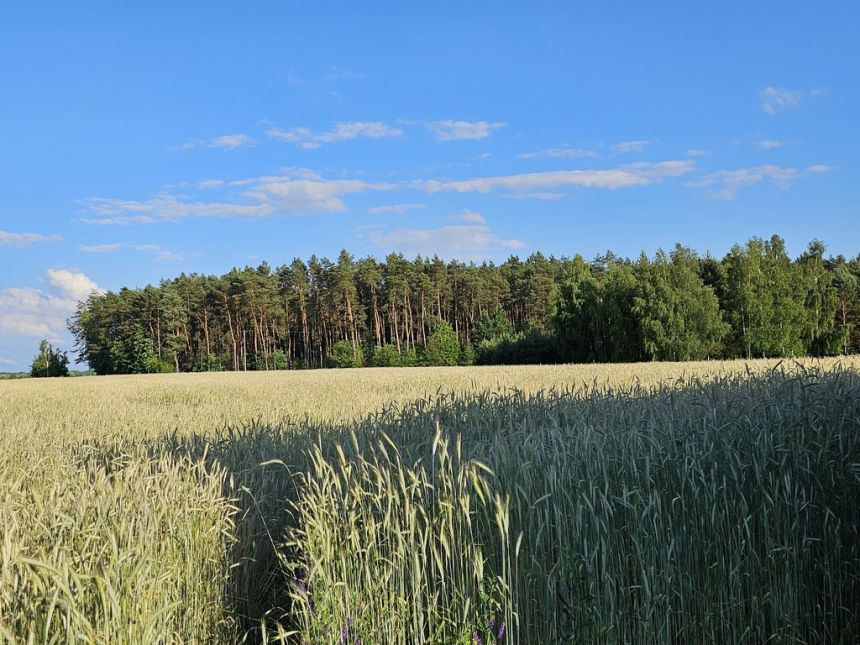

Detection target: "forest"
[68, 234, 860, 374]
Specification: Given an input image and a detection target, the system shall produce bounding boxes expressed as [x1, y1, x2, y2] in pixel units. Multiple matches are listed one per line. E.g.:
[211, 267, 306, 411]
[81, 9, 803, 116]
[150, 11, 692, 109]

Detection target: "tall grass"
[282, 366, 860, 642]
[1, 359, 858, 642]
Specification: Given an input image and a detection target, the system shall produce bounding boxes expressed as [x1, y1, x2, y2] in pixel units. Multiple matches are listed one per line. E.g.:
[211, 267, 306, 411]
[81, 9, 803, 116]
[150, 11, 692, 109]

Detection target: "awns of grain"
[1, 360, 858, 643]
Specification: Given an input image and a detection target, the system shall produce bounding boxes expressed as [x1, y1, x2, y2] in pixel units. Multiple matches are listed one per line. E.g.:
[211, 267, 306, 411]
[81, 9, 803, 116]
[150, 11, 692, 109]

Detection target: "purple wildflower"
[473, 631, 483, 645]
[497, 623, 506, 639]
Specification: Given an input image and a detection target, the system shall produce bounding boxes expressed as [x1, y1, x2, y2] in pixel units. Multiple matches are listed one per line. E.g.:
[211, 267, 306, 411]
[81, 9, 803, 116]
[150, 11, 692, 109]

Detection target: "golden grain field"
[2, 358, 859, 643]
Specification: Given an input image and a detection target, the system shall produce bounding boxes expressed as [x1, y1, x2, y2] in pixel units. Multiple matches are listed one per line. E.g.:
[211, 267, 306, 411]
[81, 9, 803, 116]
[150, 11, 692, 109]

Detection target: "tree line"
[68, 235, 860, 374]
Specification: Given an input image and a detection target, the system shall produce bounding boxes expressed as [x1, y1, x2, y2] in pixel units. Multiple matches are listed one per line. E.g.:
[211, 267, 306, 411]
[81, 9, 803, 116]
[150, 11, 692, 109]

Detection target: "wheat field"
[2, 358, 859, 643]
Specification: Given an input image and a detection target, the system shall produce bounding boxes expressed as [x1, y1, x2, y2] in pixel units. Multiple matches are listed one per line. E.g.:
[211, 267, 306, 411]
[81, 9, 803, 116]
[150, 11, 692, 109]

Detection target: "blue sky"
[1, 2, 858, 369]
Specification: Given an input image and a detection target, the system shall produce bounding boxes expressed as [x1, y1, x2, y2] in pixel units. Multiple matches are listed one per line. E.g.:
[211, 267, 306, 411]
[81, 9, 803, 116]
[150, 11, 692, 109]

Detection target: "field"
[2, 359, 859, 643]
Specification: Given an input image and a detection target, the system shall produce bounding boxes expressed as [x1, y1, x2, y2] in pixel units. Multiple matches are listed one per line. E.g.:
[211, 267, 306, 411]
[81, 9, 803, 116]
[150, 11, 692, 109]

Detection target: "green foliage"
[327, 340, 362, 368]
[553, 258, 643, 363]
[399, 347, 418, 367]
[475, 330, 560, 365]
[205, 353, 225, 372]
[270, 349, 290, 370]
[723, 236, 808, 358]
[633, 246, 729, 361]
[30, 340, 69, 377]
[68, 236, 860, 376]
[472, 311, 513, 345]
[459, 342, 475, 366]
[424, 321, 460, 366]
[146, 357, 175, 373]
[370, 344, 402, 367]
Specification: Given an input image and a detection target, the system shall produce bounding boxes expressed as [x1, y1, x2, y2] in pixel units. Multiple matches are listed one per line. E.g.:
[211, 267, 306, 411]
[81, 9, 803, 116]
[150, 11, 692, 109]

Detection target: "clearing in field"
[1, 358, 859, 642]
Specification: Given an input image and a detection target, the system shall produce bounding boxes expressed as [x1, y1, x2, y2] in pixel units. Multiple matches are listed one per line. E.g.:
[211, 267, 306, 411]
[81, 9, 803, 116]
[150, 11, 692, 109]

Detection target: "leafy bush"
[460, 342, 476, 366]
[424, 321, 460, 366]
[475, 330, 560, 365]
[370, 344, 401, 367]
[146, 357, 175, 373]
[327, 340, 362, 368]
[205, 353, 225, 372]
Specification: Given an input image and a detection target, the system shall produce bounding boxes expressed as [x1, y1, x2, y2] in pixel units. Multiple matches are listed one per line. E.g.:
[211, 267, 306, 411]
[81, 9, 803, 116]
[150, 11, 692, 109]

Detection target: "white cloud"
[0, 230, 61, 247]
[502, 191, 566, 201]
[266, 121, 403, 148]
[46, 269, 102, 301]
[686, 149, 711, 157]
[417, 160, 695, 194]
[177, 134, 255, 150]
[807, 164, 835, 173]
[78, 215, 157, 226]
[80, 194, 276, 224]
[368, 203, 426, 214]
[80, 169, 396, 223]
[246, 175, 389, 212]
[687, 163, 832, 199]
[422, 120, 506, 141]
[0, 356, 15, 366]
[80, 159, 693, 224]
[196, 179, 224, 189]
[131, 244, 186, 261]
[447, 210, 486, 224]
[759, 86, 823, 115]
[78, 242, 186, 261]
[755, 139, 790, 150]
[370, 221, 525, 259]
[518, 146, 598, 159]
[79, 242, 125, 253]
[0, 270, 102, 342]
[612, 140, 652, 154]
[212, 134, 255, 149]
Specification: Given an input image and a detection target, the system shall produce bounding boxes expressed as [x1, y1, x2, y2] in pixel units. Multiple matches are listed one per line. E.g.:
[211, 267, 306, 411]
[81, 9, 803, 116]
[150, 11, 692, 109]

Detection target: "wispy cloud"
[78, 243, 126, 253]
[687, 163, 833, 199]
[81, 169, 394, 223]
[325, 67, 366, 81]
[266, 121, 403, 148]
[0, 230, 61, 247]
[502, 192, 566, 201]
[686, 149, 711, 157]
[245, 173, 391, 212]
[417, 160, 695, 195]
[78, 242, 187, 261]
[196, 179, 224, 189]
[78, 215, 157, 226]
[177, 133, 255, 151]
[518, 146, 598, 159]
[81, 194, 275, 223]
[754, 139, 794, 150]
[369, 218, 525, 259]
[368, 203, 426, 214]
[612, 140, 653, 154]
[0, 270, 102, 341]
[80, 159, 694, 224]
[132, 244, 187, 261]
[447, 209, 486, 224]
[420, 120, 506, 141]
[760, 86, 825, 115]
